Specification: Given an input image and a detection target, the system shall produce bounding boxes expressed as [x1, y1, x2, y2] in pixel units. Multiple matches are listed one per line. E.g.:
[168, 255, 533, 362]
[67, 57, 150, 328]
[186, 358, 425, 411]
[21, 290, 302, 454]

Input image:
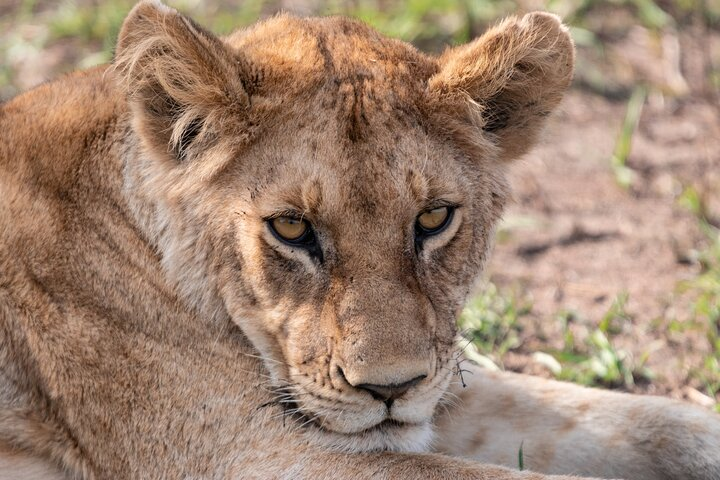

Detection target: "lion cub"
[0, 1, 718, 478]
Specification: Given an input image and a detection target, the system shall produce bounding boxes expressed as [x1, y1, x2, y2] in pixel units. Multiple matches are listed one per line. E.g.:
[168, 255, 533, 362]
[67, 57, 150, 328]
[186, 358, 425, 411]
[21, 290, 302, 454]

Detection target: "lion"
[0, 1, 718, 478]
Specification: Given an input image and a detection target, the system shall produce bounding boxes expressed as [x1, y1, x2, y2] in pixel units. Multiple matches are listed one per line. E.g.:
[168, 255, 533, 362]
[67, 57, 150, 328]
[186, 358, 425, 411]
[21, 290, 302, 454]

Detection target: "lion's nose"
[355, 374, 426, 406]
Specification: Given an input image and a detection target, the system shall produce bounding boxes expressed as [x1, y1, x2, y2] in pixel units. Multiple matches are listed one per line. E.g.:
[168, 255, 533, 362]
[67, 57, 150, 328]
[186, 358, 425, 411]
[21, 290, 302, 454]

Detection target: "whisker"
[240, 351, 288, 366]
[297, 413, 321, 429]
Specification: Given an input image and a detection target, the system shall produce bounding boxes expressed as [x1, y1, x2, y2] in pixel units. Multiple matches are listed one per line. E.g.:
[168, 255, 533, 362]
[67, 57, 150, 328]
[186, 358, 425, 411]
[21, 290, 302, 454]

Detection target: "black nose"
[356, 375, 427, 406]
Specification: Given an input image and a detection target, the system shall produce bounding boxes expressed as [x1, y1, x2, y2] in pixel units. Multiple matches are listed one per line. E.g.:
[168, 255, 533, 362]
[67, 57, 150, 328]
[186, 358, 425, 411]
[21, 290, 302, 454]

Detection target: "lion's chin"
[304, 418, 434, 453]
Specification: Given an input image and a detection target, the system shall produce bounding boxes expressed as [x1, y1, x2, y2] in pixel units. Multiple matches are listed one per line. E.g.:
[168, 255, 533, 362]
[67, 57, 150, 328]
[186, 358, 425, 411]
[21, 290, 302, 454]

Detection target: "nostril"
[356, 374, 427, 402]
[363, 387, 390, 402]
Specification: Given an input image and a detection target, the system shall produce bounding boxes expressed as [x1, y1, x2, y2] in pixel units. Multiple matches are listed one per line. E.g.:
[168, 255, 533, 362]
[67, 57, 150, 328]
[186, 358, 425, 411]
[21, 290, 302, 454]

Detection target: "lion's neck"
[119, 122, 232, 327]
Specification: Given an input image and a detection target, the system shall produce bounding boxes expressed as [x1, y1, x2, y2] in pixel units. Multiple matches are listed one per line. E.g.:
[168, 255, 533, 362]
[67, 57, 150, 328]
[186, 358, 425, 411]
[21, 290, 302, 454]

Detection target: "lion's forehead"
[221, 16, 475, 202]
[225, 15, 437, 98]
[249, 126, 467, 227]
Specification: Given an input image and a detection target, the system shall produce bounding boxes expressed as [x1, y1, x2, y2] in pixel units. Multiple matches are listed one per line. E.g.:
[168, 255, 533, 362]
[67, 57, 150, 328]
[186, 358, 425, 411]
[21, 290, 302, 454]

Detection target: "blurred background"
[1, 0, 719, 409]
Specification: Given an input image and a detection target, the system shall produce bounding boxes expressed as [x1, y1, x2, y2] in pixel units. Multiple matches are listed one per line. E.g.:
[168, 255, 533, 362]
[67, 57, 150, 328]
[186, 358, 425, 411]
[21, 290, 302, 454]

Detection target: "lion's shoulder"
[1, 66, 123, 165]
[0, 67, 126, 205]
[0, 66, 130, 267]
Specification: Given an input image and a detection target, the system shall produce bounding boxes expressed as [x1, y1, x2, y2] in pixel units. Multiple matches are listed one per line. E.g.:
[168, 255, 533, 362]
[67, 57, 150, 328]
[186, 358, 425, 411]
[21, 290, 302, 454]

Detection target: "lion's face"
[217, 99, 503, 447]
[115, 2, 573, 452]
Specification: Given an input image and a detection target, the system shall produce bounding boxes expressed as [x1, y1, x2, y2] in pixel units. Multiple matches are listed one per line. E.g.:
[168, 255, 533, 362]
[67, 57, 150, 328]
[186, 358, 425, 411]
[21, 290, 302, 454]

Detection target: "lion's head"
[113, 0, 573, 452]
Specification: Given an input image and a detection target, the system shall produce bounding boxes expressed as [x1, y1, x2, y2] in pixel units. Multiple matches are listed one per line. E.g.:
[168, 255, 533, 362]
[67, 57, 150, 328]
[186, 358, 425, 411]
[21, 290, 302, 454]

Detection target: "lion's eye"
[270, 216, 310, 243]
[416, 206, 452, 235]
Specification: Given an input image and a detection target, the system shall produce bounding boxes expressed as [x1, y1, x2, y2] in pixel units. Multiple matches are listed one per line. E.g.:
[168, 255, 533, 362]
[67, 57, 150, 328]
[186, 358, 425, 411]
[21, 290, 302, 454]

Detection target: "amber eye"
[416, 206, 452, 234]
[270, 216, 309, 243]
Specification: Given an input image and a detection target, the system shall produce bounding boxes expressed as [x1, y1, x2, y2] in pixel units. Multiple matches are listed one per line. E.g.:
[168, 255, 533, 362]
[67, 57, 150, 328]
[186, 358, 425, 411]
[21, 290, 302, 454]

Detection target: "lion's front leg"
[433, 364, 720, 480]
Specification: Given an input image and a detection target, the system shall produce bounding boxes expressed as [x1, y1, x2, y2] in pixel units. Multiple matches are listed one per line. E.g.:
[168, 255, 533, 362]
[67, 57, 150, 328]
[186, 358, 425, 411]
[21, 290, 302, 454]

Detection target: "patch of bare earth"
[489, 86, 719, 403]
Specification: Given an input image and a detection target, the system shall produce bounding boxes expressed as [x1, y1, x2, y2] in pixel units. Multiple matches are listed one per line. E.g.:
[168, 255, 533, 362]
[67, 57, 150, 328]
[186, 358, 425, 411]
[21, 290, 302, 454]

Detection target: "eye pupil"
[271, 216, 308, 241]
[417, 206, 450, 233]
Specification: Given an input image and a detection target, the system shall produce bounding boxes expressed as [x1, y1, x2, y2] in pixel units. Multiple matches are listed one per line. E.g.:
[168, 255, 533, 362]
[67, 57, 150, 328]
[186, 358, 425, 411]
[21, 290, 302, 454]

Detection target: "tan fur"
[0, 441, 66, 480]
[0, 1, 718, 478]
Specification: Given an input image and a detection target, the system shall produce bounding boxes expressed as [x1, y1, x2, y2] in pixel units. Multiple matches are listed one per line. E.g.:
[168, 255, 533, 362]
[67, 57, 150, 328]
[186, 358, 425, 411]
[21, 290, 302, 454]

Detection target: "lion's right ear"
[428, 12, 574, 162]
[114, 0, 251, 162]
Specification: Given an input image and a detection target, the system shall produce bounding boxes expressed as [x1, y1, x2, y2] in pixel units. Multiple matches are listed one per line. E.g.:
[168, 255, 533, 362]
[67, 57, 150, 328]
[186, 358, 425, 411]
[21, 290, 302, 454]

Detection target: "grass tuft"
[457, 282, 529, 366]
[518, 441, 524, 471]
[677, 187, 720, 404]
[610, 86, 646, 190]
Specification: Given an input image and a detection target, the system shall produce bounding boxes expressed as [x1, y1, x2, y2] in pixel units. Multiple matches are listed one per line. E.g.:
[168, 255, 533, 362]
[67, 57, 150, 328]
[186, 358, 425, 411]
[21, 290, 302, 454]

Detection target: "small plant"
[599, 292, 631, 335]
[610, 86, 646, 190]
[518, 441, 524, 471]
[677, 186, 720, 404]
[545, 295, 653, 388]
[457, 282, 530, 366]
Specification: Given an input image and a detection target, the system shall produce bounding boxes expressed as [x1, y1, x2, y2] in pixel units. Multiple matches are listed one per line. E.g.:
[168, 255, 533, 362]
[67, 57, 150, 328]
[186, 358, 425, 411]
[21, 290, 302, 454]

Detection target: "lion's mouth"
[293, 404, 435, 453]
[300, 415, 412, 433]
[357, 418, 415, 433]
[278, 392, 422, 436]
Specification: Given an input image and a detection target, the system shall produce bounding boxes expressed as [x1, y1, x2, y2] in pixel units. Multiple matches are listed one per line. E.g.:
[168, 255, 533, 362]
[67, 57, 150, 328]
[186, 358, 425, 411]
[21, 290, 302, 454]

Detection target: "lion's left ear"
[428, 12, 574, 161]
[114, 0, 252, 163]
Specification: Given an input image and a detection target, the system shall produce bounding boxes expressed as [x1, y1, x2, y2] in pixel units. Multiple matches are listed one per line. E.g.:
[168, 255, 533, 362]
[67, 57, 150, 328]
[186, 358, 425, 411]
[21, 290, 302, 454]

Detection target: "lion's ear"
[428, 12, 574, 161]
[114, 0, 250, 162]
